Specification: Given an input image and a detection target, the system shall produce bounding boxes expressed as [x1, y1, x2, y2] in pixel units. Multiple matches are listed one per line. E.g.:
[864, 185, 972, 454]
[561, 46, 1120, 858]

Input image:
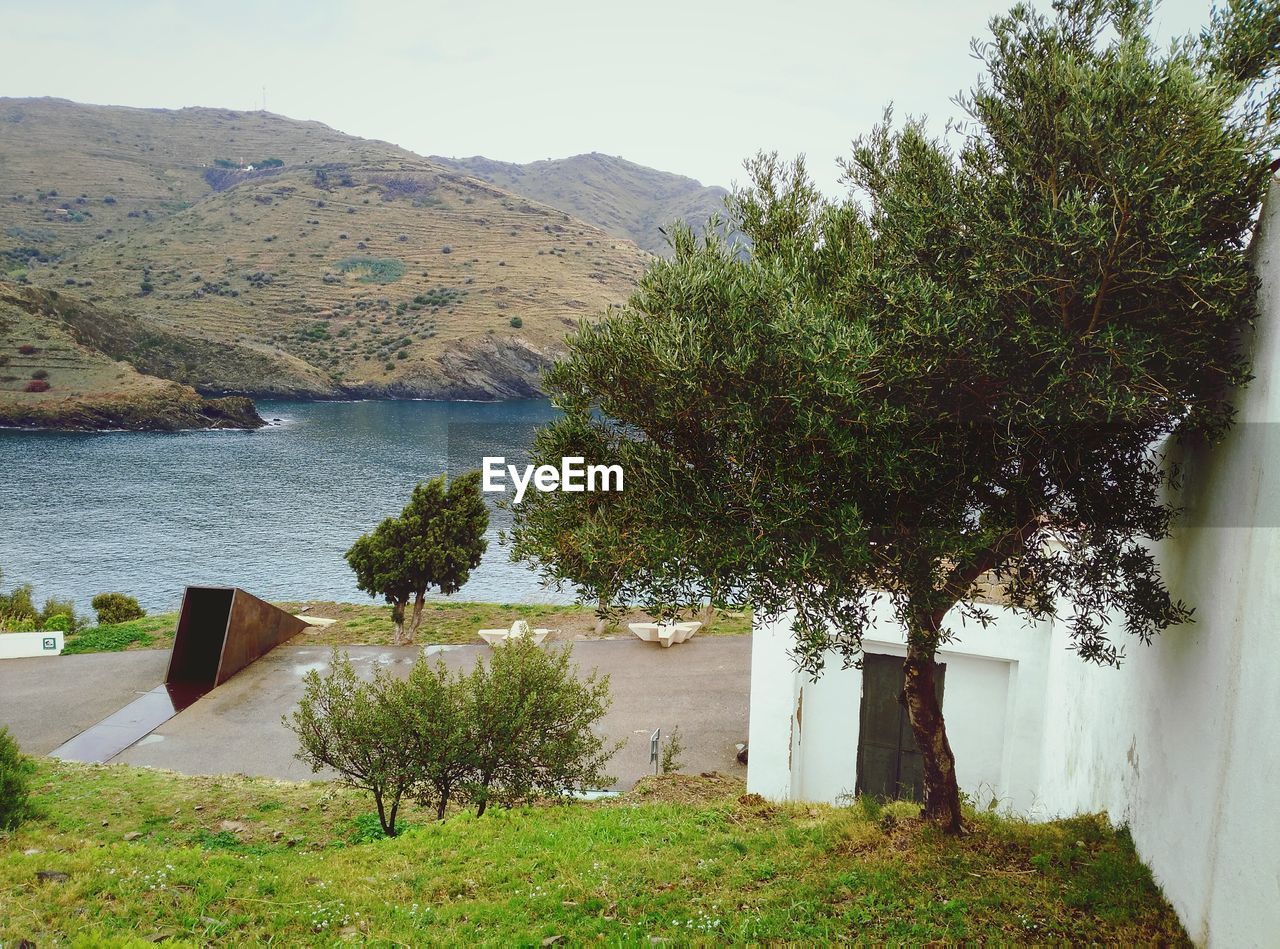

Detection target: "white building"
[747, 180, 1280, 946]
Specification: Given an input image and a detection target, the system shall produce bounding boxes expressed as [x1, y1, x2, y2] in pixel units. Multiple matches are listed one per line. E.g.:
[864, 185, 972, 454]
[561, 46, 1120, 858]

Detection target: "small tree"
[91, 592, 145, 626]
[510, 0, 1280, 831]
[286, 649, 416, 837]
[0, 727, 35, 831]
[346, 472, 489, 645]
[462, 639, 617, 816]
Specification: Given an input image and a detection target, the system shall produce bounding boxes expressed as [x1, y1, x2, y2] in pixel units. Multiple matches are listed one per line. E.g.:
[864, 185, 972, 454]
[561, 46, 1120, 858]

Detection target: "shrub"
[0, 727, 35, 830]
[90, 592, 145, 626]
[661, 726, 685, 774]
[23, 380, 49, 393]
[31, 369, 48, 380]
[461, 639, 617, 816]
[40, 612, 71, 632]
[509, 316, 523, 329]
[287, 650, 419, 836]
[287, 643, 617, 828]
[17, 344, 36, 355]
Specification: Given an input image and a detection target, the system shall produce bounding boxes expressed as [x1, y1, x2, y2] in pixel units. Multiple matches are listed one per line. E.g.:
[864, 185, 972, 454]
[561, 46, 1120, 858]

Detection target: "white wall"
[748, 600, 1054, 812]
[748, 180, 1280, 947]
[1033, 182, 1280, 947]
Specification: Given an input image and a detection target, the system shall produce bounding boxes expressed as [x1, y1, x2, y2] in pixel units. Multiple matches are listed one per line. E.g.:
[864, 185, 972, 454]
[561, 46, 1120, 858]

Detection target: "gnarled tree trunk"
[406, 591, 426, 644]
[390, 599, 407, 645]
[901, 640, 964, 833]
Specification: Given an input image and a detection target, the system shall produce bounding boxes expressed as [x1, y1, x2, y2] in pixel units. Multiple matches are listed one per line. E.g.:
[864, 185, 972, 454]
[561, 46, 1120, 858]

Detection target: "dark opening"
[165, 587, 235, 685]
[855, 653, 946, 801]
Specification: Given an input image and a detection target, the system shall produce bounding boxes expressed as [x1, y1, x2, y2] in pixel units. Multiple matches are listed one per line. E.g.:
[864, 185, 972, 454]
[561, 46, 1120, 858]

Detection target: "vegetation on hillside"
[433, 152, 737, 256]
[0, 762, 1187, 944]
[0, 99, 648, 401]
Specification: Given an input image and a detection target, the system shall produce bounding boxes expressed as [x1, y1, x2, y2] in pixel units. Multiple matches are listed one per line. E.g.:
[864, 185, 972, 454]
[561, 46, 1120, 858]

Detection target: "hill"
[0, 98, 650, 402]
[0, 281, 262, 430]
[431, 152, 733, 256]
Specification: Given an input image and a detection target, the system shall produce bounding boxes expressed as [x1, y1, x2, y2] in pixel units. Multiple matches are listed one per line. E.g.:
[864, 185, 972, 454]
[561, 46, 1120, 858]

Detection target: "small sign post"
[650, 728, 661, 774]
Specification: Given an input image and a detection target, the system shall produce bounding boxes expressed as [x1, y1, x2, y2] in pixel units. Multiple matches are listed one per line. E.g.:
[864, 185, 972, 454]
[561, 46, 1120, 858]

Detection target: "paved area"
[0, 637, 751, 789]
[0, 650, 171, 754]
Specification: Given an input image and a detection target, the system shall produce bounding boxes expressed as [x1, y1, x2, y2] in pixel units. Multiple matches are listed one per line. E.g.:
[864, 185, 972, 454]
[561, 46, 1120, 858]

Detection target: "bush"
[287, 650, 419, 837]
[661, 726, 685, 774]
[90, 592, 145, 626]
[31, 369, 48, 380]
[461, 638, 616, 816]
[23, 379, 50, 393]
[509, 316, 523, 329]
[40, 613, 70, 632]
[0, 579, 38, 629]
[336, 256, 405, 284]
[287, 642, 617, 830]
[17, 344, 36, 355]
[0, 727, 35, 831]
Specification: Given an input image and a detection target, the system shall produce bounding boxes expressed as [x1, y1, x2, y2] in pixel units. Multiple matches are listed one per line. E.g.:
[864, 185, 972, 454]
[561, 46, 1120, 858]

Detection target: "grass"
[57, 601, 752, 654]
[61, 614, 179, 654]
[335, 256, 406, 284]
[0, 763, 1187, 944]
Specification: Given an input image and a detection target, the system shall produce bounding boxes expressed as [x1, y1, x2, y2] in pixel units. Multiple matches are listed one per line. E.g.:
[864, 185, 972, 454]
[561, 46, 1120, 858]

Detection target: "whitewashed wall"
[748, 601, 1054, 812]
[748, 182, 1280, 946]
[1033, 183, 1280, 947]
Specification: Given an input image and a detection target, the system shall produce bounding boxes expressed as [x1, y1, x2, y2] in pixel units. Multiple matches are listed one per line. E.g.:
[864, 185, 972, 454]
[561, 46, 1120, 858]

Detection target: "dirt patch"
[625, 771, 745, 805]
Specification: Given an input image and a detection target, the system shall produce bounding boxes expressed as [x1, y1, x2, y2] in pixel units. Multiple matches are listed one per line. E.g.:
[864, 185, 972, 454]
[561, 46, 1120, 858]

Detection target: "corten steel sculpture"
[165, 586, 309, 687]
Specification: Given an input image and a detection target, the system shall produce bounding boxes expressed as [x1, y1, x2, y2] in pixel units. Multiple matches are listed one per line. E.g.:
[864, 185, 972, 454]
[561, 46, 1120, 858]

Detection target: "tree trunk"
[593, 596, 608, 636]
[901, 641, 964, 833]
[390, 599, 406, 645]
[406, 591, 426, 644]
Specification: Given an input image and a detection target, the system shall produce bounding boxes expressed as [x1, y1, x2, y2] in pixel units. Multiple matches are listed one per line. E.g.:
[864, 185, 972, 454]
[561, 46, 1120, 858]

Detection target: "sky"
[0, 0, 1214, 196]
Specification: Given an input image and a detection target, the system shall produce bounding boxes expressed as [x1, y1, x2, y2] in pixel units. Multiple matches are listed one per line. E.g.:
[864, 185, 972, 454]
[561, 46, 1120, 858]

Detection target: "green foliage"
[39, 597, 79, 632]
[91, 592, 146, 626]
[61, 616, 160, 654]
[287, 650, 418, 837]
[40, 612, 71, 632]
[286, 642, 617, 831]
[0, 727, 35, 831]
[462, 638, 617, 815]
[508, 0, 1280, 826]
[336, 256, 406, 284]
[509, 316, 523, 329]
[660, 725, 684, 774]
[345, 473, 488, 644]
[0, 572, 36, 629]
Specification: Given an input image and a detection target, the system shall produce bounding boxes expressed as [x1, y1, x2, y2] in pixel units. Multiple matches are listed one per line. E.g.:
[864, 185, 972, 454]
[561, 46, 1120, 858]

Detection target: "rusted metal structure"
[165, 586, 309, 687]
[54, 586, 309, 764]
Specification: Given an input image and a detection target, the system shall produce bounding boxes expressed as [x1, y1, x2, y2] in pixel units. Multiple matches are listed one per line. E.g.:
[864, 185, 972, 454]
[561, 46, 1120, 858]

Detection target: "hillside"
[0, 98, 649, 401]
[431, 152, 734, 256]
[0, 282, 262, 430]
[0, 763, 1185, 944]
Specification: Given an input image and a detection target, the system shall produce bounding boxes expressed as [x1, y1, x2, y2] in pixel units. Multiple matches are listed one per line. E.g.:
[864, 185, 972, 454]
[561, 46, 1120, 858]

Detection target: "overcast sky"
[1, 0, 1213, 195]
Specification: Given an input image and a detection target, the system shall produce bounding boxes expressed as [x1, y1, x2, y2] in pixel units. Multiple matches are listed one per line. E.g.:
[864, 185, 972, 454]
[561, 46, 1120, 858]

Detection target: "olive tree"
[510, 0, 1280, 831]
[346, 472, 489, 645]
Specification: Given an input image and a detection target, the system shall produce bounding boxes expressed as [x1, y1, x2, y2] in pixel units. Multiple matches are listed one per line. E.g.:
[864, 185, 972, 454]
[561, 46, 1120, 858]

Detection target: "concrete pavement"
[0, 637, 751, 789]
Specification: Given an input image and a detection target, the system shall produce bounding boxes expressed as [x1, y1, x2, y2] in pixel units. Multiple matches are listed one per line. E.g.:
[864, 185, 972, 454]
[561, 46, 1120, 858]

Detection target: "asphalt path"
[0, 636, 751, 789]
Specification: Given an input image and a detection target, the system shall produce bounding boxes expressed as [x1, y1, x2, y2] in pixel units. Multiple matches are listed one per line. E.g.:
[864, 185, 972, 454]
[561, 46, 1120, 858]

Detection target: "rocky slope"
[0, 282, 264, 431]
[431, 152, 734, 256]
[0, 98, 650, 400]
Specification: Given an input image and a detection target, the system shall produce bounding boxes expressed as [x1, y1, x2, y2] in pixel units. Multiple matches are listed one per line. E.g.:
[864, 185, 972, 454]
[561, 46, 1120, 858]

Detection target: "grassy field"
[0, 762, 1186, 945]
[59, 601, 752, 654]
